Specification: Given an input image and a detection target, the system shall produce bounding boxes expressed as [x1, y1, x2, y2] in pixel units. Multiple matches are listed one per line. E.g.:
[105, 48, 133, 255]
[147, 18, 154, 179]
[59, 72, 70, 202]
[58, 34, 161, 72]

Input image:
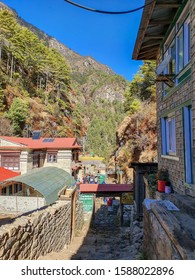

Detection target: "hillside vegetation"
[0, 4, 157, 169]
[108, 61, 157, 181]
[0, 5, 127, 161]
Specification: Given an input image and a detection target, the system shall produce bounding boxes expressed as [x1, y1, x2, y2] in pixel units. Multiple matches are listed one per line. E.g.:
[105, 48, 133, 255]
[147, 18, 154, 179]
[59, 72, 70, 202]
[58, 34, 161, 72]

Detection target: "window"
[161, 116, 176, 155]
[14, 183, 22, 194]
[176, 18, 190, 73]
[184, 18, 190, 65]
[33, 153, 40, 168]
[169, 42, 176, 74]
[162, 12, 191, 91]
[177, 29, 184, 72]
[183, 106, 193, 184]
[2, 187, 6, 195]
[1, 155, 20, 170]
[47, 152, 57, 163]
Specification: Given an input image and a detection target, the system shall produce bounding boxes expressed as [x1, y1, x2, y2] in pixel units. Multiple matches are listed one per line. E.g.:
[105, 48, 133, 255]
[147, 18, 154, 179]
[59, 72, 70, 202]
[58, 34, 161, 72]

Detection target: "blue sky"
[2, 0, 144, 81]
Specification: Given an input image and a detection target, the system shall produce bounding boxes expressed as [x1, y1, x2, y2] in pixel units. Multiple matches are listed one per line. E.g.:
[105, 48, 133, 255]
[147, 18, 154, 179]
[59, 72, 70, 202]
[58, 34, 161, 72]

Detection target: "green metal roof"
[5, 167, 76, 204]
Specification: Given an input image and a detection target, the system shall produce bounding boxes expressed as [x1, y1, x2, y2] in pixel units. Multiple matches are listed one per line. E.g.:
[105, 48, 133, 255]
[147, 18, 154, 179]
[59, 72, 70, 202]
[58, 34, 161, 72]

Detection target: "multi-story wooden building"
[133, 0, 195, 197]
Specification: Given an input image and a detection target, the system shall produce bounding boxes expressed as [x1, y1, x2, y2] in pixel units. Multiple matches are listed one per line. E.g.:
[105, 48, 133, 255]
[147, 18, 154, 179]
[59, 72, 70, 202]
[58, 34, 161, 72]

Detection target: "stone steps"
[38, 200, 143, 260]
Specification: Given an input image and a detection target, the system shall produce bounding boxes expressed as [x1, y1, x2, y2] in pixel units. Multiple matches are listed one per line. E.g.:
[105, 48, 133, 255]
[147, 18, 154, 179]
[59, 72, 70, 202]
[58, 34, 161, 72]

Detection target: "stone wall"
[143, 199, 195, 259]
[75, 198, 84, 235]
[0, 199, 84, 260]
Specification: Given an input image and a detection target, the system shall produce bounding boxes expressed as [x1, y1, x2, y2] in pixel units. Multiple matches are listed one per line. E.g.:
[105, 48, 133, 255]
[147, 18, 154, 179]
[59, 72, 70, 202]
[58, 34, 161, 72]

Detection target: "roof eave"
[132, 0, 183, 61]
[132, 0, 156, 60]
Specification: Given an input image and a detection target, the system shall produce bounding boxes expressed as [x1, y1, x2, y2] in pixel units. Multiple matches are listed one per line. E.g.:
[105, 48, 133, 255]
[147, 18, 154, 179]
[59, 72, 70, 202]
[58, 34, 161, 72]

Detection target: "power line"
[64, 0, 156, 15]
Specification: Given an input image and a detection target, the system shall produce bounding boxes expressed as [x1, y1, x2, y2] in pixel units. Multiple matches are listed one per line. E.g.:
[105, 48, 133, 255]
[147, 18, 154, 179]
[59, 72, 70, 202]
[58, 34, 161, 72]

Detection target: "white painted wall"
[0, 196, 46, 213]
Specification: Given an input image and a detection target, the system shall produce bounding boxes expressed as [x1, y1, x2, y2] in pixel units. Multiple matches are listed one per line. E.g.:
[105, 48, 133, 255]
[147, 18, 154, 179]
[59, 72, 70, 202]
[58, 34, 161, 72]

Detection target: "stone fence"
[0, 199, 84, 260]
[143, 199, 195, 259]
[0, 196, 46, 213]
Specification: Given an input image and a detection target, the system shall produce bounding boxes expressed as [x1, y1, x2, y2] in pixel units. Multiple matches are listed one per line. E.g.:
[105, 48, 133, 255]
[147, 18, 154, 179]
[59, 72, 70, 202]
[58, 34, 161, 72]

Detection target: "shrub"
[157, 167, 169, 181]
[147, 173, 157, 198]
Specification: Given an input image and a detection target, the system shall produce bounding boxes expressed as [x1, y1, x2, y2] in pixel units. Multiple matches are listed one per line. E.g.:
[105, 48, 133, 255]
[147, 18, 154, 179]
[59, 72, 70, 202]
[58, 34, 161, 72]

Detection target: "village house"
[133, 0, 195, 197]
[0, 131, 81, 177]
[132, 0, 195, 259]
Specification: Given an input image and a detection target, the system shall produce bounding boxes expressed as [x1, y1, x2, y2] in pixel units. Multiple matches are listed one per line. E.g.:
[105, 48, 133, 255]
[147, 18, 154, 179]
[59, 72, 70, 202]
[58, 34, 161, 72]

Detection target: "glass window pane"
[178, 30, 184, 72]
[170, 43, 176, 74]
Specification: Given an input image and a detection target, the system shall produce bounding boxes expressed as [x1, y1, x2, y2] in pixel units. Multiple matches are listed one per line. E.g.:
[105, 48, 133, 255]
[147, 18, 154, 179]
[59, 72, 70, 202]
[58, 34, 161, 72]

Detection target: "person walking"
[107, 197, 113, 212]
[94, 176, 98, 184]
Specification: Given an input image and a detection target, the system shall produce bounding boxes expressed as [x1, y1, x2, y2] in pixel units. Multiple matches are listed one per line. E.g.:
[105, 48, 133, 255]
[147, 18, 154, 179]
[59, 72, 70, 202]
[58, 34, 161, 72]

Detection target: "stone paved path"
[39, 198, 143, 260]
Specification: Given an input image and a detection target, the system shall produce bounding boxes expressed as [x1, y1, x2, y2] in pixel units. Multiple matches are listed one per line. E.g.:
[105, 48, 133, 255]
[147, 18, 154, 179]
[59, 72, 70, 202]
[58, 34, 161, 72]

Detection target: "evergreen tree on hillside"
[6, 97, 29, 136]
[86, 100, 125, 160]
[124, 61, 156, 113]
[0, 9, 70, 92]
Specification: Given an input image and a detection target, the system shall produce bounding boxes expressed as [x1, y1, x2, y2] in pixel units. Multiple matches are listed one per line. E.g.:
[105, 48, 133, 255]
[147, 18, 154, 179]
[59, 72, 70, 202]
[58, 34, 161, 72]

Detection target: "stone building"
[133, 0, 195, 197]
[132, 0, 195, 259]
[0, 133, 81, 177]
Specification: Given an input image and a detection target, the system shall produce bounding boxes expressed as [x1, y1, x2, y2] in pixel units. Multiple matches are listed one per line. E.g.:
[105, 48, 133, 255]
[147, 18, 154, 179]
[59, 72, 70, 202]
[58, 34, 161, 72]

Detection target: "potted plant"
[165, 181, 172, 194]
[147, 173, 157, 198]
[157, 167, 169, 193]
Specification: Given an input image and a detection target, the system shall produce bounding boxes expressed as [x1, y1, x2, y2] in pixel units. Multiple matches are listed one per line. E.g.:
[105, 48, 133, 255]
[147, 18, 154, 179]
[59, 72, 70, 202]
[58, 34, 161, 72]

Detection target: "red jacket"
[107, 198, 113, 206]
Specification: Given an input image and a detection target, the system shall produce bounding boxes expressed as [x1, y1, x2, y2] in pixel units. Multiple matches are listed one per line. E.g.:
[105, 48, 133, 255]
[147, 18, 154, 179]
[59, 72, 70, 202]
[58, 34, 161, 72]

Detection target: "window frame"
[161, 115, 176, 156]
[47, 152, 57, 163]
[183, 105, 193, 184]
[32, 153, 40, 168]
[161, 8, 190, 94]
[1, 154, 20, 171]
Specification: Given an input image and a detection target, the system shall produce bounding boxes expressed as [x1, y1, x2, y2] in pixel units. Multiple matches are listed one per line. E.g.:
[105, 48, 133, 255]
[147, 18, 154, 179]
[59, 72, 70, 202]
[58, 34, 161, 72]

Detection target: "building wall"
[20, 151, 28, 174]
[43, 150, 72, 174]
[0, 137, 74, 175]
[0, 196, 45, 212]
[157, 0, 195, 197]
[0, 199, 84, 260]
[191, 0, 195, 194]
[0, 149, 73, 175]
[0, 139, 22, 147]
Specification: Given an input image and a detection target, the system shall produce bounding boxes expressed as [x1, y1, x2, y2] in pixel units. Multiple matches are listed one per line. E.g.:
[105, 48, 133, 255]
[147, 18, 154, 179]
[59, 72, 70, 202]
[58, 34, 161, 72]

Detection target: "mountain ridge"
[0, 2, 116, 76]
[0, 2, 127, 161]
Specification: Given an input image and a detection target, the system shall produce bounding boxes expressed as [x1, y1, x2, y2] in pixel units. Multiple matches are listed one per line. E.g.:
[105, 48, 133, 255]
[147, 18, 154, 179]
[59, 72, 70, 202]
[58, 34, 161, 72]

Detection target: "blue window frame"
[177, 28, 184, 72]
[184, 19, 190, 66]
[183, 106, 193, 184]
[162, 14, 191, 93]
[161, 116, 176, 155]
[169, 42, 176, 74]
[176, 18, 190, 73]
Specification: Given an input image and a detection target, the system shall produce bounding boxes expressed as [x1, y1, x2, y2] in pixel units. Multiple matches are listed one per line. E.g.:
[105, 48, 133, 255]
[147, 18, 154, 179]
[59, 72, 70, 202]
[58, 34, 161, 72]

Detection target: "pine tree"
[6, 97, 29, 135]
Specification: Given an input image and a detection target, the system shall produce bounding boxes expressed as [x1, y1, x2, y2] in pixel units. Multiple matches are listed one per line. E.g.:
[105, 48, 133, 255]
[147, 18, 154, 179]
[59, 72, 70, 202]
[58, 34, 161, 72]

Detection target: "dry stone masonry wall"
[0, 199, 84, 260]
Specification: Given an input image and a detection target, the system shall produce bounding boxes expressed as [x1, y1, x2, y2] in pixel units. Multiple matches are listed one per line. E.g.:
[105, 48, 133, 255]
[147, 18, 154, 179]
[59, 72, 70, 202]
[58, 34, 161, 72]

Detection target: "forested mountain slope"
[107, 61, 157, 181]
[0, 3, 127, 161]
[0, 3, 157, 169]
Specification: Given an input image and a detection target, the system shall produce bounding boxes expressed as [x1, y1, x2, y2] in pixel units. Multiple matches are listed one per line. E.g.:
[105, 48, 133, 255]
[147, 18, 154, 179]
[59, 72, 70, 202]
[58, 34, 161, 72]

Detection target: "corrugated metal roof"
[79, 184, 133, 193]
[0, 136, 81, 149]
[4, 167, 76, 204]
[0, 167, 20, 182]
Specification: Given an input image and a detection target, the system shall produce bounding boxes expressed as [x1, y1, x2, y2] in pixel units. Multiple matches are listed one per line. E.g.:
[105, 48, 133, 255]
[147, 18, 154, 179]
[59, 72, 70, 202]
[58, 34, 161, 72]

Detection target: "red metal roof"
[79, 184, 133, 193]
[0, 136, 81, 150]
[0, 167, 20, 182]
